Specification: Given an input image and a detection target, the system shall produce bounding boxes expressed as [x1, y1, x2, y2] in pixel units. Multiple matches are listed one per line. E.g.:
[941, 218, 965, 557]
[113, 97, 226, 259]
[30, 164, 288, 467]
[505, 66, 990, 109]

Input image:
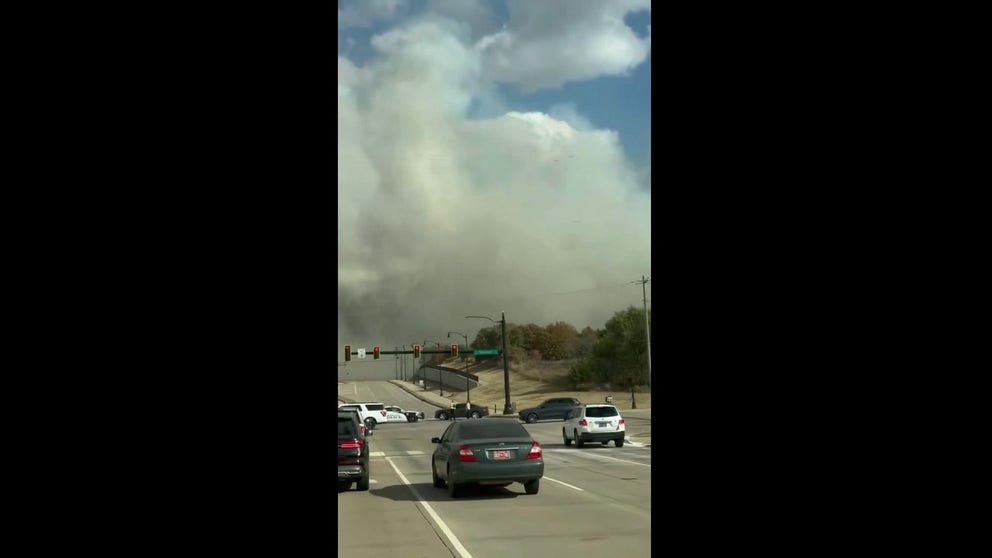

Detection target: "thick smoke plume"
[338, 15, 650, 354]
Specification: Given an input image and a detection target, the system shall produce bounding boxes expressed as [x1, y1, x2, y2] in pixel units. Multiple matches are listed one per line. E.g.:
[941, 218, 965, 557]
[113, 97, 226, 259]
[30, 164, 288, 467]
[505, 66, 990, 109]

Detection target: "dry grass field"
[427, 357, 652, 412]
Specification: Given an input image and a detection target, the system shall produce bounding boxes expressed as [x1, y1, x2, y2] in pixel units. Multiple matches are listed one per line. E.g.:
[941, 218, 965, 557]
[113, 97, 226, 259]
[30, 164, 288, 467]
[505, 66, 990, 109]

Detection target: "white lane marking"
[369, 451, 425, 458]
[543, 476, 584, 491]
[370, 479, 378, 484]
[546, 449, 651, 468]
[624, 439, 646, 447]
[385, 457, 474, 558]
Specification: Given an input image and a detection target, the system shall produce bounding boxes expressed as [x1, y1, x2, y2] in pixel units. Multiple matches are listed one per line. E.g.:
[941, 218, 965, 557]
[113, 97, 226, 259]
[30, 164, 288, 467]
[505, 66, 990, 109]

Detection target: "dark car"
[339, 408, 370, 437]
[435, 403, 490, 420]
[431, 419, 544, 498]
[338, 410, 370, 491]
[517, 397, 582, 423]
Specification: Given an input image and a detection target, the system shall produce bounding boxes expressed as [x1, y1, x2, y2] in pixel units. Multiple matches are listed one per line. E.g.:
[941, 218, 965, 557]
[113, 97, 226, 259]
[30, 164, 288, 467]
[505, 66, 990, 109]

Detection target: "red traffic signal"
[344, 344, 351, 362]
[451, 344, 459, 357]
[413, 344, 421, 358]
[373, 346, 381, 360]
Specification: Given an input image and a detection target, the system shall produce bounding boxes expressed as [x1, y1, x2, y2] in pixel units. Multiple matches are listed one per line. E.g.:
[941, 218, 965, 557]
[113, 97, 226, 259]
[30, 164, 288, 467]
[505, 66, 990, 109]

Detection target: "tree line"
[470, 306, 651, 390]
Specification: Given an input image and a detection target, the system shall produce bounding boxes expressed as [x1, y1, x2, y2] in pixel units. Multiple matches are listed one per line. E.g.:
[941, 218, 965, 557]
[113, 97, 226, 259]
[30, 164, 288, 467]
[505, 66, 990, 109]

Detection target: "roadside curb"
[388, 380, 452, 409]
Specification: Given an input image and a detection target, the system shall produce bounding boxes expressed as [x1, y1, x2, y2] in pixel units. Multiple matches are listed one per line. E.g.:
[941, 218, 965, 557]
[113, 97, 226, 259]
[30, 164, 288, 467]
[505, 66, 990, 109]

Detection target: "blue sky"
[338, 0, 651, 169]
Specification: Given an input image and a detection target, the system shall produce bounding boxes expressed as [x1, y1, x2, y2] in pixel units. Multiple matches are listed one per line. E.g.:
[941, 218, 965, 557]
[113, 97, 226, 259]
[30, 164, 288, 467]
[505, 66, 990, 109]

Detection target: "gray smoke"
[338, 14, 650, 354]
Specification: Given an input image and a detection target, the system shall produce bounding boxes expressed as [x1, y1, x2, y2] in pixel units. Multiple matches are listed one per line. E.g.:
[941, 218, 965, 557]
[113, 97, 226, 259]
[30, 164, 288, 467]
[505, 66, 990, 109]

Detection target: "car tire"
[615, 438, 624, 448]
[471, 411, 481, 419]
[447, 466, 461, 498]
[438, 412, 449, 421]
[525, 413, 538, 424]
[563, 428, 571, 446]
[357, 473, 370, 491]
[365, 417, 377, 430]
[575, 430, 584, 448]
[524, 478, 540, 495]
[432, 462, 445, 488]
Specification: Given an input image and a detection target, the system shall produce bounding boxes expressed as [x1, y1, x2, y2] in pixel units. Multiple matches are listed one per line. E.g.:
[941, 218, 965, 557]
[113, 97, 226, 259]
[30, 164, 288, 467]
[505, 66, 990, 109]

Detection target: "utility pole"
[632, 275, 652, 388]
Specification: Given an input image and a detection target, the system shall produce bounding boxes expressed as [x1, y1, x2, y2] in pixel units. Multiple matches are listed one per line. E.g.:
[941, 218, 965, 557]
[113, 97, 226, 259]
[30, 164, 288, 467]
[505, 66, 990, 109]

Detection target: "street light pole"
[467, 312, 512, 415]
[448, 331, 470, 404]
[420, 340, 446, 395]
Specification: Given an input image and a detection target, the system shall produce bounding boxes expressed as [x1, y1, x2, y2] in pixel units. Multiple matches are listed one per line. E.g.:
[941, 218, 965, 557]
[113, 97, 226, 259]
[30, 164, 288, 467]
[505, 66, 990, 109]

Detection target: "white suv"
[562, 404, 626, 448]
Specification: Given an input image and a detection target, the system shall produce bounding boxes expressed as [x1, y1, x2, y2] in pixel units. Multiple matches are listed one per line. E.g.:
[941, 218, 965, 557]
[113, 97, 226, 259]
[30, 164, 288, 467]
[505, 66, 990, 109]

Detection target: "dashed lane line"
[370, 450, 425, 457]
[543, 476, 585, 491]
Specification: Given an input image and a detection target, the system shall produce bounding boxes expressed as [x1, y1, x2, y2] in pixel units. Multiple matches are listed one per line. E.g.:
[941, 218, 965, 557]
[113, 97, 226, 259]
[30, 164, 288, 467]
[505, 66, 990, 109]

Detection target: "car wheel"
[526, 413, 538, 424]
[432, 461, 445, 488]
[575, 430, 584, 448]
[447, 466, 461, 498]
[615, 438, 624, 448]
[524, 478, 540, 495]
[471, 411, 481, 419]
[365, 417, 377, 430]
[357, 473, 370, 491]
[438, 412, 449, 421]
[563, 428, 571, 446]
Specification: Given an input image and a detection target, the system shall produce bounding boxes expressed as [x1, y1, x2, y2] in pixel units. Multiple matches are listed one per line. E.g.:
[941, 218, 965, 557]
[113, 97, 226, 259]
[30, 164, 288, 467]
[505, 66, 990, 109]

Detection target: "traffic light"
[344, 344, 351, 362]
[451, 344, 458, 357]
[413, 344, 421, 358]
[373, 346, 380, 360]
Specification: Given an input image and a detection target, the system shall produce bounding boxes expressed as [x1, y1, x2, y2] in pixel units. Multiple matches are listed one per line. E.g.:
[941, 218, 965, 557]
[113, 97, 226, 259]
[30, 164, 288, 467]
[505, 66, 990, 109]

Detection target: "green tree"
[472, 326, 501, 349]
[569, 307, 650, 404]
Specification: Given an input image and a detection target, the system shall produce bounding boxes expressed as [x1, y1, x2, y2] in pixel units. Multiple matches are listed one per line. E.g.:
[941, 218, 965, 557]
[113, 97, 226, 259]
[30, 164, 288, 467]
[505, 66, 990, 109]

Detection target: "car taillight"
[360, 425, 367, 435]
[339, 439, 365, 449]
[458, 445, 477, 462]
[618, 419, 625, 425]
[578, 419, 588, 426]
[527, 441, 542, 459]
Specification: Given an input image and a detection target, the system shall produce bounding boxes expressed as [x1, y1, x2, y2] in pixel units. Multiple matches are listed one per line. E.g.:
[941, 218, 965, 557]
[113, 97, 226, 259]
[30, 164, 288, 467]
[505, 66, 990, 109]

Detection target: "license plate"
[493, 450, 511, 460]
[597, 421, 609, 427]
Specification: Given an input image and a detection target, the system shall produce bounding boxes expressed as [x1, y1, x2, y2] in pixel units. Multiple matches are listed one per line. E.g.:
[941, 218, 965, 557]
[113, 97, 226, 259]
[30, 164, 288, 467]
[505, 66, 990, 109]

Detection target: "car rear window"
[585, 406, 619, 418]
[338, 417, 357, 436]
[366, 404, 384, 411]
[457, 421, 528, 439]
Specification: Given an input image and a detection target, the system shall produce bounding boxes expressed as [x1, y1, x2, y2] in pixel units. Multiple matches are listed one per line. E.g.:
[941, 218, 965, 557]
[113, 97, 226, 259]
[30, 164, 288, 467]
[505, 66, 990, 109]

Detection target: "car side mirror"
[431, 437, 441, 443]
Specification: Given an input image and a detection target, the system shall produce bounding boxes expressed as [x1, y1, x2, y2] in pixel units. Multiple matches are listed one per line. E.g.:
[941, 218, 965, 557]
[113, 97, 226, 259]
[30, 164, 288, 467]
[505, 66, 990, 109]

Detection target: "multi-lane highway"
[337, 381, 652, 558]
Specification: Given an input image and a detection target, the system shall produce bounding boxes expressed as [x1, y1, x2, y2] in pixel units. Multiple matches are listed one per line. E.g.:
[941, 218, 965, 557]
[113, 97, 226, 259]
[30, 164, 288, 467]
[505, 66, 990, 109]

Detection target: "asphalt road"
[337, 381, 652, 557]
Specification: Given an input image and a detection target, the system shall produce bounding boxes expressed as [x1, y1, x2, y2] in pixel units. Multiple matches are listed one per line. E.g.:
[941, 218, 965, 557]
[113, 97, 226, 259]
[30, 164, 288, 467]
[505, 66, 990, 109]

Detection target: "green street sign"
[473, 349, 499, 356]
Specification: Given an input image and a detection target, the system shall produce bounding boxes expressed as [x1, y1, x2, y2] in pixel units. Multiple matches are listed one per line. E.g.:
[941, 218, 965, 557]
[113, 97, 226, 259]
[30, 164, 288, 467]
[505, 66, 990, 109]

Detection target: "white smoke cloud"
[338, 16, 650, 351]
[476, 0, 651, 91]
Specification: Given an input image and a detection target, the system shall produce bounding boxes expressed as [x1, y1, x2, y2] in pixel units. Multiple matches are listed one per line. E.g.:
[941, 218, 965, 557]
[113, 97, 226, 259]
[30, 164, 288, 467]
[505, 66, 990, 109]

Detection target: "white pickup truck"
[338, 402, 407, 429]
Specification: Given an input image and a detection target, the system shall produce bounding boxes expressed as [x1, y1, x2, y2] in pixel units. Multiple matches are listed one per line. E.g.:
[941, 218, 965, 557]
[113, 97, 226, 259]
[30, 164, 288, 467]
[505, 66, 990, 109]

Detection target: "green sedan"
[431, 419, 544, 498]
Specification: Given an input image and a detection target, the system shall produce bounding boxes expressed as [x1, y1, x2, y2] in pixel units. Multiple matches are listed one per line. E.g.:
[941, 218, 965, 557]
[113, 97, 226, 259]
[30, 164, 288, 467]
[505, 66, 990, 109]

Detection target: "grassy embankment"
[424, 357, 651, 412]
